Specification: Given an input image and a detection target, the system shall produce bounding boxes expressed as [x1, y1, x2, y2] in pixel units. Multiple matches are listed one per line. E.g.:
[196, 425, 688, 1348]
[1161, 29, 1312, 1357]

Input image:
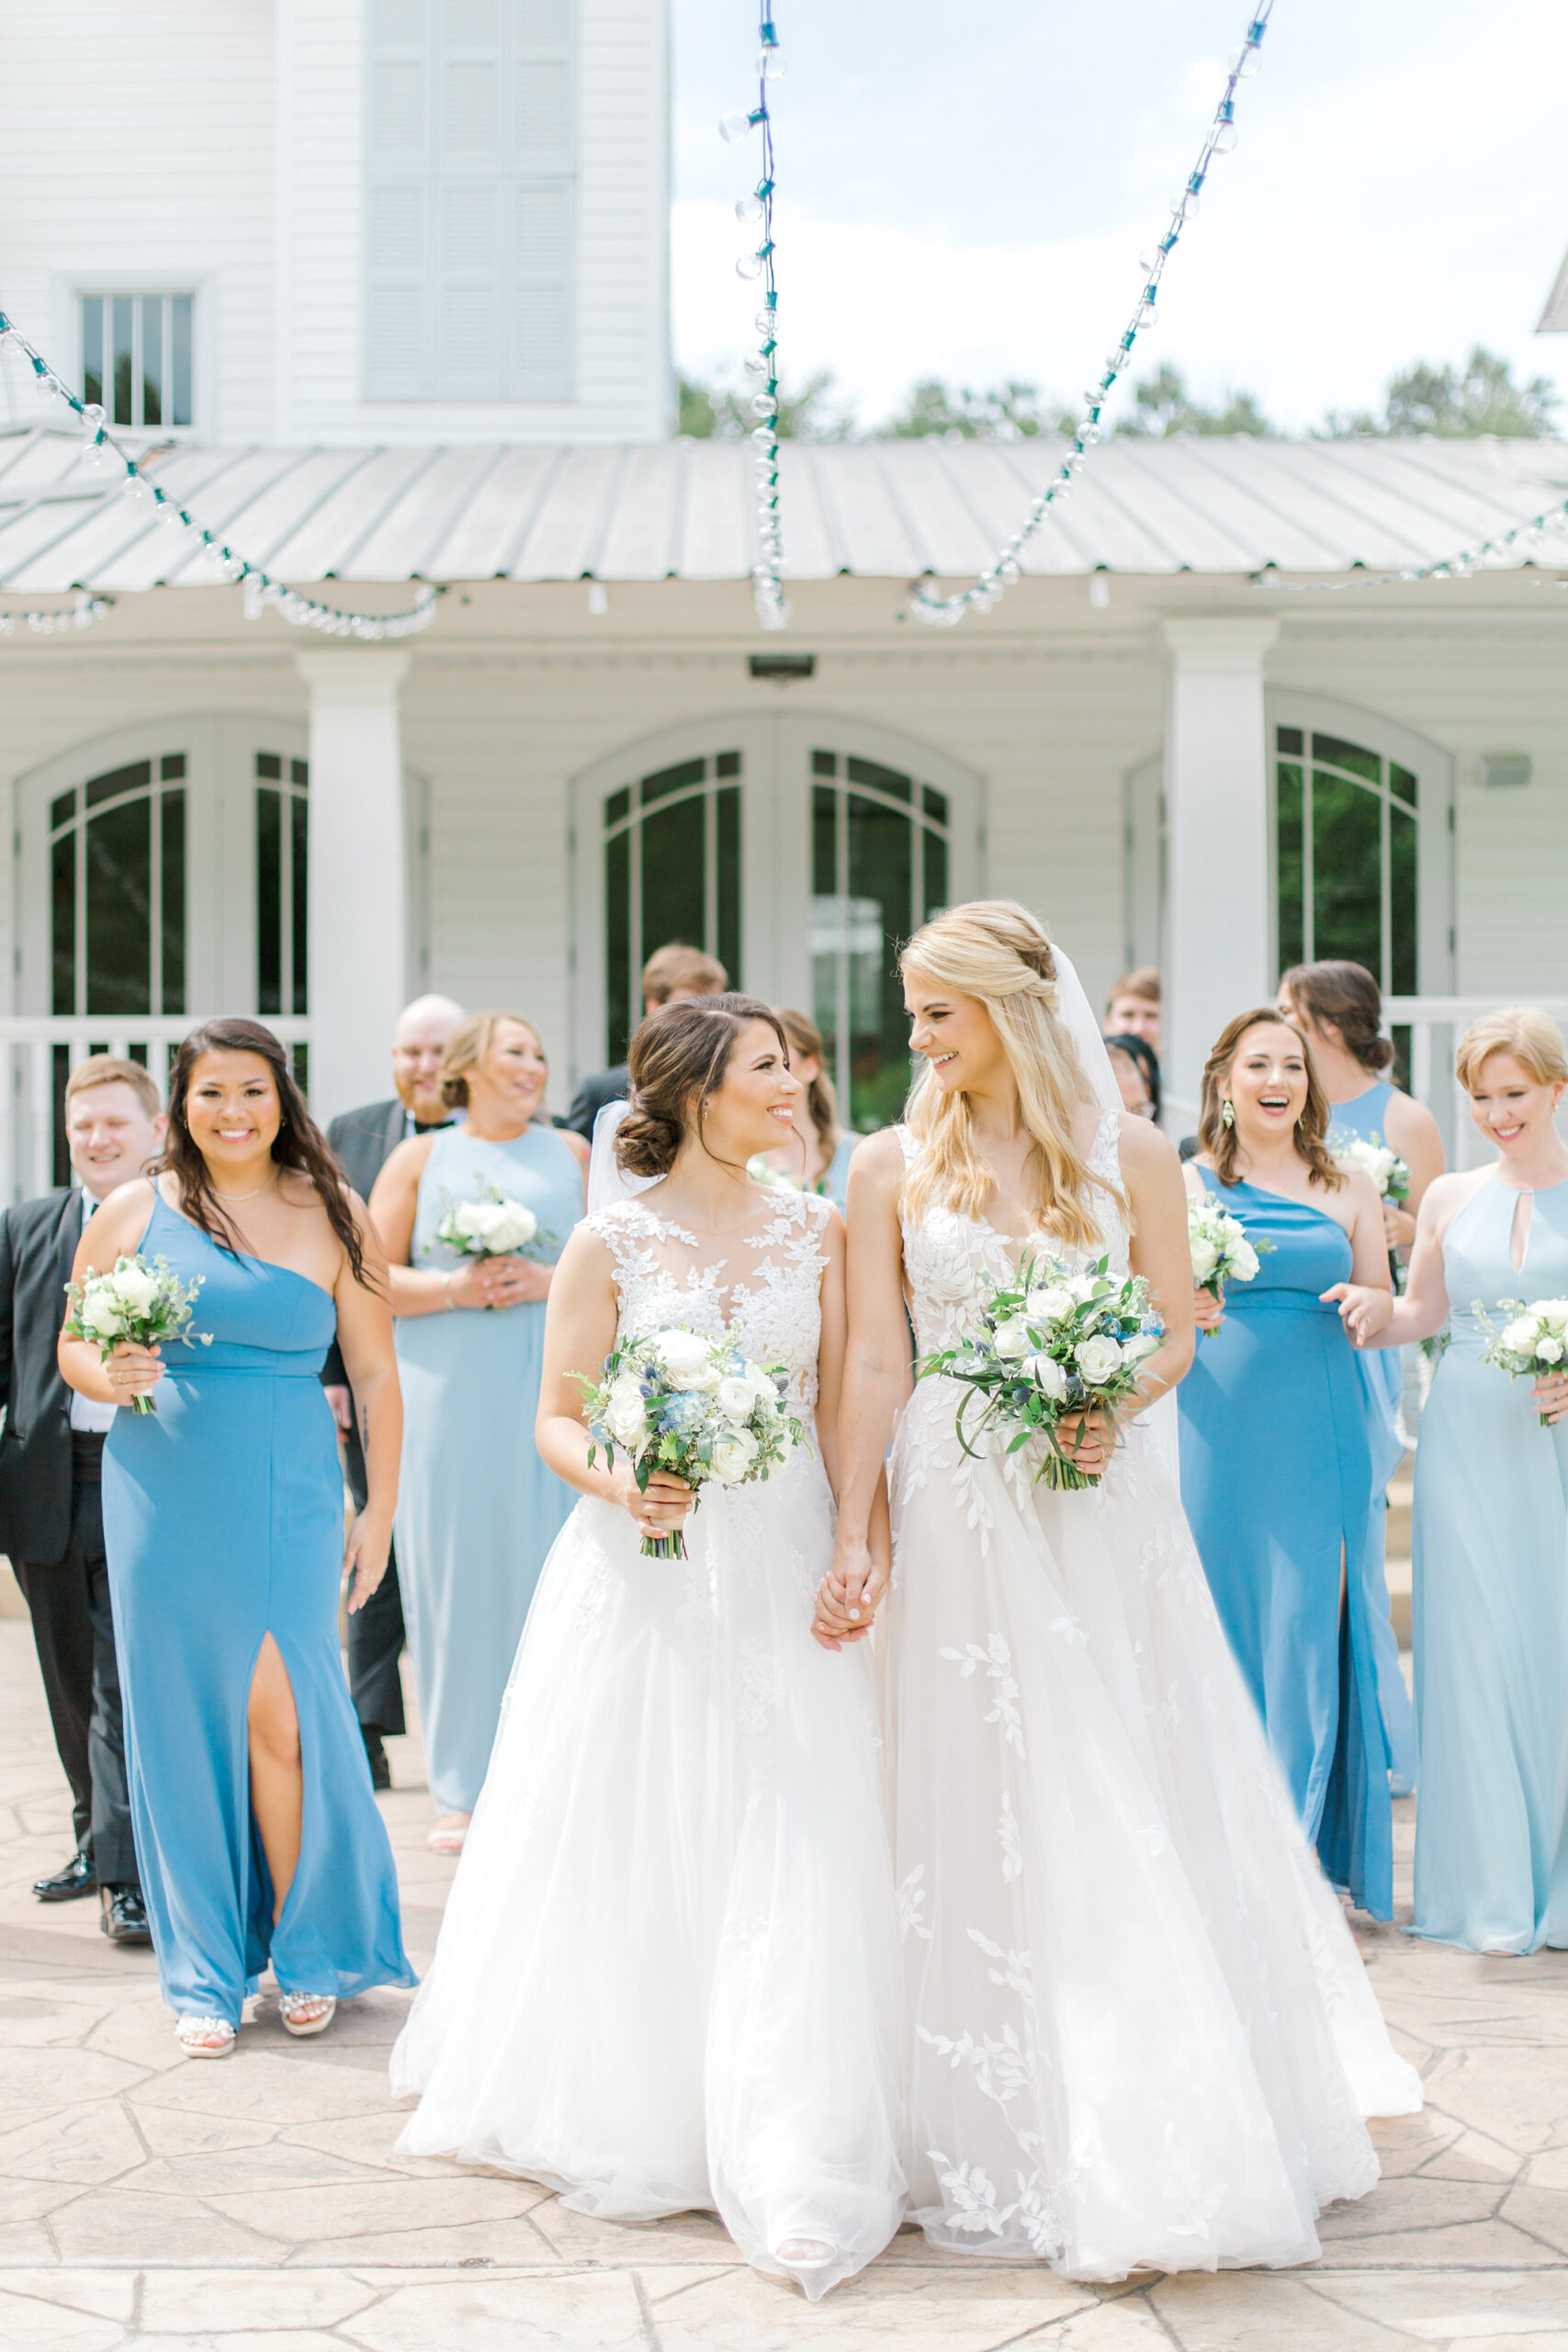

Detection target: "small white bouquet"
[919, 1252, 1162, 1492]
[62, 1254, 210, 1416]
[1475, 1296, 1568, 1426]
[574, 1324, 807, 1557]
[1331, 1130, 1410, 1204]
[427, 1181, 556, 1304]
[1187, 1193, 1265, 1336]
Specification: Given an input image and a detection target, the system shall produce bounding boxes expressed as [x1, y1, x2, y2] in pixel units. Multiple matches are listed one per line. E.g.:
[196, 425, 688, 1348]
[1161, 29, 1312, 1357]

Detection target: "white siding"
[0, 1, 276, 443]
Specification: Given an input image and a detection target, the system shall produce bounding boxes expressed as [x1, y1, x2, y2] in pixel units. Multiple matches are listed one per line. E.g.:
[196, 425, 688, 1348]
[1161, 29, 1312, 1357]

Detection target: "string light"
[0, 312, 444, 642]
[1249, 497, 1568, 592]
[0, 591, 111, 640]
[908, 5, 1275, 628]
[718, 6, 788, 630]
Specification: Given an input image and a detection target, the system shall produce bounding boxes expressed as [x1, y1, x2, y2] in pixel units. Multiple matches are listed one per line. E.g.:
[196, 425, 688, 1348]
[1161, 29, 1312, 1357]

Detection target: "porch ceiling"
[0, 425, 1566, 594]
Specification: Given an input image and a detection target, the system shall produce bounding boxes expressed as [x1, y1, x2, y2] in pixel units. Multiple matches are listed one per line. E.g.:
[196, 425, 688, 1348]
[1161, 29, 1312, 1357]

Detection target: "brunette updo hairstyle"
[1278, 959, 1393, 1074]
[615, 993, 790, 1180]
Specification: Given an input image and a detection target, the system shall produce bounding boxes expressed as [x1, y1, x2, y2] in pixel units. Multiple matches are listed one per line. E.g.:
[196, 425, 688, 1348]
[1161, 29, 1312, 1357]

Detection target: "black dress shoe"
[34, 1848, 97, 1903]
[100, 1885, 152, 1945]
[362, 1728, 391, 1792]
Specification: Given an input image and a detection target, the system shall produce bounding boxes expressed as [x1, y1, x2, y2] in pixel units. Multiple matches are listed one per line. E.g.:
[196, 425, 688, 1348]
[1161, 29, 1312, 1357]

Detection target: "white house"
[2, 0, 1566, 1197]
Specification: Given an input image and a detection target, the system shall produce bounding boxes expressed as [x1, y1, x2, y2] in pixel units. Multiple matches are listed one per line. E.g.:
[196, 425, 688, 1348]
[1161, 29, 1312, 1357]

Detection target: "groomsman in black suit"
[323, 993, 464, 1789]
[1, 1055, 166, 1942]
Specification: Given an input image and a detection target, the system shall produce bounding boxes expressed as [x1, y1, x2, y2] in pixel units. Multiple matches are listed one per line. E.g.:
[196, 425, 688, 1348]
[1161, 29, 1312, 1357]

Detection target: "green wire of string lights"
[908, 4, 1275, 628]
[719, 5, 788, 628]
[0, 312, 442, 642]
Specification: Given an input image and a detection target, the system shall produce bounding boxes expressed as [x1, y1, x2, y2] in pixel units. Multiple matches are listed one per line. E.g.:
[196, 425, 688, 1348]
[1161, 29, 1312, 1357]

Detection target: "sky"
[671, 0, 1568, 436]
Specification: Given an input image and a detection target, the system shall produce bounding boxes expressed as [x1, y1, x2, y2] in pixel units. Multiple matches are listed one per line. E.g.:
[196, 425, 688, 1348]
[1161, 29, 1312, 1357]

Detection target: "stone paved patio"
[2, 1618, 1566, 2351]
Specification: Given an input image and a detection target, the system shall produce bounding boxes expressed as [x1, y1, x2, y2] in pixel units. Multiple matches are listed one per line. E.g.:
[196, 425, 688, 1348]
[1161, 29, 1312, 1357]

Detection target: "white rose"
[715, 1375, 756, 1426]
[1026, 1284, 1075, 1323]
[1121, 1332, 1160, 1366]
[451, 1199, 491, 1240]
[743, 1361, 780, 1401]
[487, 1203, 537, 1253]
[1503, 1316, 1542, 1354]
[1537, 1336, 1564, 1364]
[1023, 1351, 1067, 1400]
[1075, 1334, 1122, 1385]
[1536, 1299, 1568, 1331]
[111, 1261, 158, 1315]
[1229, 1238, 1260, 1281]
[654, 1329, 716, 1389]
[710, 1429, 759, 1486]
[604, 1374, 647, 1442]
[992, 1316, 1033, 1361]
[1068, 1274, 1101, 1305]
[83, 1286, 124, 1338]
[1188, 1238, 1220, 1283]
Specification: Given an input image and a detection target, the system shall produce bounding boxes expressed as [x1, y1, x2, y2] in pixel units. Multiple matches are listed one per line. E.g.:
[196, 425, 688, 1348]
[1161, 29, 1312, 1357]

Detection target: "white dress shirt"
[68, 1189, 118, 1433]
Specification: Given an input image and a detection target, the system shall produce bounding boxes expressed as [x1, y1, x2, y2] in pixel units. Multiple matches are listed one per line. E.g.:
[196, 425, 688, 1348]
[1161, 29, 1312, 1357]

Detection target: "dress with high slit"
[101, 1193, 414, 2025]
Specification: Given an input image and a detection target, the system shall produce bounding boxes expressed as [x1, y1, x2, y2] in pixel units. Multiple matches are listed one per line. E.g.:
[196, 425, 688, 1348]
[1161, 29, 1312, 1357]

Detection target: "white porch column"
[295, 650, 411, 1125]
[1161, 618, 1280, 1129]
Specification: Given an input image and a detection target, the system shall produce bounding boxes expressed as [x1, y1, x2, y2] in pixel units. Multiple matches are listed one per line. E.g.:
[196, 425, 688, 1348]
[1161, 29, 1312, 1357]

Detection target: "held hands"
[1192, 1283, 1224, 1337]
[106, 1339, 164, 1400]
[343, 1509, 393, 1612]
[1322, 1282, 1393, 1347]
[450, 1254, 552, 1310]
[812, 1532, 890, 1652]
[616, 1464, 694, 1545]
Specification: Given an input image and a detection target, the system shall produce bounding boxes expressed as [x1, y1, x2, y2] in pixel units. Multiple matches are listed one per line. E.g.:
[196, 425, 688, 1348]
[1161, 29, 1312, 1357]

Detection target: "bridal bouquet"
[1474, 1296, 1568, 1425]
[428, 1182, 556, 1301]
[576, 1325, 807, 1557]
[1332, 1131, 1410, 1204]
[1187, 1193, 1264, 1335]
[62, 1255, 211, 1416]
[919, 1253, 1162, 1491]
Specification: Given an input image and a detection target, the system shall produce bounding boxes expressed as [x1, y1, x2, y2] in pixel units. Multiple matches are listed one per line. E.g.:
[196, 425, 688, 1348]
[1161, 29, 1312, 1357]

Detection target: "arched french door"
[572, 716, 983, 1128]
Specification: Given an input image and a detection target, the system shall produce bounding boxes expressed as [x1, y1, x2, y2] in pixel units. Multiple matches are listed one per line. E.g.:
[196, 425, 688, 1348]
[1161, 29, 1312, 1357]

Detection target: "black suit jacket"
[562, 1066, 629, 1143]
[0, 1187, 93, 1566]
[320, 1098, 411, 1394]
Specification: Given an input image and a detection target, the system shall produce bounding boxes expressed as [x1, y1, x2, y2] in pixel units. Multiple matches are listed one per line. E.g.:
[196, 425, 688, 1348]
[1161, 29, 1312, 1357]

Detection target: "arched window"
[1274, 725, 1419, 992]
[602, 750, 741, 1064]
[50, 753, 188, 1021]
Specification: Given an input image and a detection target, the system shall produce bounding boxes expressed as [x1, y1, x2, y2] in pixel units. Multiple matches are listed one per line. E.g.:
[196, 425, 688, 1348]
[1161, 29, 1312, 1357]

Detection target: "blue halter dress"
[102, 1192, 414, 2025]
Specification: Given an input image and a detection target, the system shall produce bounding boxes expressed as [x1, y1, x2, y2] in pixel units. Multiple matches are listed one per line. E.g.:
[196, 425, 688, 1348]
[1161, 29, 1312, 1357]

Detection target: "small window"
[80, 294, 195, 430]
[254, 752, 310, 1018]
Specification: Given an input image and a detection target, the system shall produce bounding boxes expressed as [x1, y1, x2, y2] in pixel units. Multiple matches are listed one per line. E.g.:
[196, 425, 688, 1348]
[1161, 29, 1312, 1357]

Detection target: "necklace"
[212, 1175, 276, 1203]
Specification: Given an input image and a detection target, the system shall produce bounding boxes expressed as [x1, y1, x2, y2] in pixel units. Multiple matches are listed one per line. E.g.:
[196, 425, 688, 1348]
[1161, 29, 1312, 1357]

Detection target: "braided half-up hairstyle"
[899, 899, 1117, 1250]
[162, 1018, 376, 1286]
[615, 993, 790, 1179]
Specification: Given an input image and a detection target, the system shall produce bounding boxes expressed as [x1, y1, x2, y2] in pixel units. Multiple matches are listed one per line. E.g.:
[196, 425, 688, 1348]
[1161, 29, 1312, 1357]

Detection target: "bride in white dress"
[820, 901, 1420, 2280]
[390, 994, 905, 2298]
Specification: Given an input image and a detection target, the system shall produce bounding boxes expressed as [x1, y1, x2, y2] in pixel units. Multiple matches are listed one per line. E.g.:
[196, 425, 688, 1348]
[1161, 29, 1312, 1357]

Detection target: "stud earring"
[1221, 1098, 1235, 1129]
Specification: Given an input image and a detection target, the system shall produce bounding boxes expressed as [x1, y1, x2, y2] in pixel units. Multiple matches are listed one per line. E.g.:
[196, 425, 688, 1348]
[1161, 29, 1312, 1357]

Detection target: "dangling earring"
[1221, 1098, 1235, 1129]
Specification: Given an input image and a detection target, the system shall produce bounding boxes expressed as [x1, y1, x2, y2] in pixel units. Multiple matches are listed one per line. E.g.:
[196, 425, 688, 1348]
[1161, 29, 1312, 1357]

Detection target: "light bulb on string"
[736, 253, 764, 280]
[736, 193, 765, 224]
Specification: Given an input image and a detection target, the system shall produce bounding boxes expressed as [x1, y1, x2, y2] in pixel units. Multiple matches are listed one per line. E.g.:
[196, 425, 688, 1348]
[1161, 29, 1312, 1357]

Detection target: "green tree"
[1116, 364, 1274, 437]
[881, 378, 1073, 440]
[676, 368, 856, 441]
[1319, 345, 1559, 439]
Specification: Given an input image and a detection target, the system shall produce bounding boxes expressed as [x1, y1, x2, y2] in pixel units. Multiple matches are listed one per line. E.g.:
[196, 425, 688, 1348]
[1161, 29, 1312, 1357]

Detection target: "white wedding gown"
[390, 1186, 906, 2299]
[888, 1114, 1422, 2278]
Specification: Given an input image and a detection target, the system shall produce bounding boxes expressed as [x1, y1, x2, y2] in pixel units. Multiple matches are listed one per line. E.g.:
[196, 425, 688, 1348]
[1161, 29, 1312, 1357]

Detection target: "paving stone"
[130, 2334, 350, 2352]
[343, 2273, 649, 2351]
[48, 2186, 279, 2265]
[1316, 2176, 1507, 2239]
[0, 2097, 148, 2188]
[130, 2051, 400, 2126]
[1423, 2048, 1568, 2157]
[1152, 2271, 1419, 2346]
[288, 2213, 567, 2267]
[1308, 2267, 1568, 2337]
[139, 2268, 382, 2330]
[1424, 2128, 1530, 2184]
[648, 2263, 1101, 2351]
[525, 2197, 739, 2267]
[0, 2282, 128, 2352]
[1499, 2185, 1568, 2258]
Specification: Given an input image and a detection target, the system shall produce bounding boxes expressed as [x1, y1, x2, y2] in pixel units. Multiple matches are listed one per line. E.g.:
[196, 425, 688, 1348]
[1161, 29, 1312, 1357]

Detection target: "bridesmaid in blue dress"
[1330, 1008, 1568, 1952]
[1280, 962, 1445, 1798]
[1178, 1008, 1394, 1917]
[60, 1020, 413, 2060]
[371, 1013, 586, 1853]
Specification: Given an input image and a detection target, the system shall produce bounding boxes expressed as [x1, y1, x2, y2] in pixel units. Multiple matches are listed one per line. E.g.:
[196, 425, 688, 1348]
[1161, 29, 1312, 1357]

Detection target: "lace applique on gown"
[391, 1184, 905, 2299]
[887, 1113, 1420, 2278]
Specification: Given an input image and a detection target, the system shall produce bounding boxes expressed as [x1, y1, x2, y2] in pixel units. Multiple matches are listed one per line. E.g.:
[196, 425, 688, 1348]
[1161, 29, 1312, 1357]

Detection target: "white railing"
[0, 1017, 311, 1204]
[1386, 997, 1568, 1170]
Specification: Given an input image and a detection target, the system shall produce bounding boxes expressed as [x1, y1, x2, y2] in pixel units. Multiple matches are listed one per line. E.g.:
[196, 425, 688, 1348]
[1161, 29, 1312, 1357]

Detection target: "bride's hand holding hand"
[616, 1464, 693, 1544]
[1322, 1281, 1393, 1348]
[812, 1541, 887, 1650]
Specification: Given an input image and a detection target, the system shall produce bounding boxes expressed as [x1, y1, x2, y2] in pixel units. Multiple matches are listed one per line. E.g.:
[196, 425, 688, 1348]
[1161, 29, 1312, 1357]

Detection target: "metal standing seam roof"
[0, 426, 1566, 594]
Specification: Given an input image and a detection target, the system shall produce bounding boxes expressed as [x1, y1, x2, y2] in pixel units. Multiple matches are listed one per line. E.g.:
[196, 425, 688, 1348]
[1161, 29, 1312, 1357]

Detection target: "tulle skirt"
[390, 1447, 907, 2298]
[886, 1384, 1422, 2279]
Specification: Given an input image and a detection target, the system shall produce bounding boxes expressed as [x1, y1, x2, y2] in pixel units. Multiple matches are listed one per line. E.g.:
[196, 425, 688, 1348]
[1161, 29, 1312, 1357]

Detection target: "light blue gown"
[1411, 1174, 1568, 1951]
[820, 1134, 855, 1210]
[395, 1125, 582, 1815]
[1326, 1079, 1418, 1794]
[1178, 1171, 1392, 1918]
[103, 1194, 414, 2026]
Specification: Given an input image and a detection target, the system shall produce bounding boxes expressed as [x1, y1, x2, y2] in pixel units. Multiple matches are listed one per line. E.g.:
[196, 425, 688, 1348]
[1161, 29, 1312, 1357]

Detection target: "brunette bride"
[820, 900, 1419, 2280]
[391, 995, 904, 2298]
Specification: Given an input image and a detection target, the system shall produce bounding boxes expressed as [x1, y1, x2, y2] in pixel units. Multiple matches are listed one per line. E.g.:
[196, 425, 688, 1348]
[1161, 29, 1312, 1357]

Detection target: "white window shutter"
[364, 0, 575, 404]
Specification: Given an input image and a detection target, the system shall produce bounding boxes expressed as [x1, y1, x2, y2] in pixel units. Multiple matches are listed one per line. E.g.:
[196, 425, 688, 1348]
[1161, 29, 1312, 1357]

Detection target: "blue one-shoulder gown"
[1178, 1171, 1391, 1918]
[1412, 1174, 1568, 1951]
[1326, 1080, 1418, 1794]
[395, 1125, 582, 1815]
[103, 1193, 414, 2026]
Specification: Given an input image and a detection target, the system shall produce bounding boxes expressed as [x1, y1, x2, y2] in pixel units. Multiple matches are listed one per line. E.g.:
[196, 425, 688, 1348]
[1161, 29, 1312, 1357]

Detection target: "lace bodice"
[585, 1186, 832, 1406]
[897, 1110, 1129, 1358]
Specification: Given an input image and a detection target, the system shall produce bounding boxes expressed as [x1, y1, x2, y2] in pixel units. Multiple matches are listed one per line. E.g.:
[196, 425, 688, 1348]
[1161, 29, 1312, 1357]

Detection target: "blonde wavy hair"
[899, 899, 1114, 1249]
[1454, 1007, 1568, 1093]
